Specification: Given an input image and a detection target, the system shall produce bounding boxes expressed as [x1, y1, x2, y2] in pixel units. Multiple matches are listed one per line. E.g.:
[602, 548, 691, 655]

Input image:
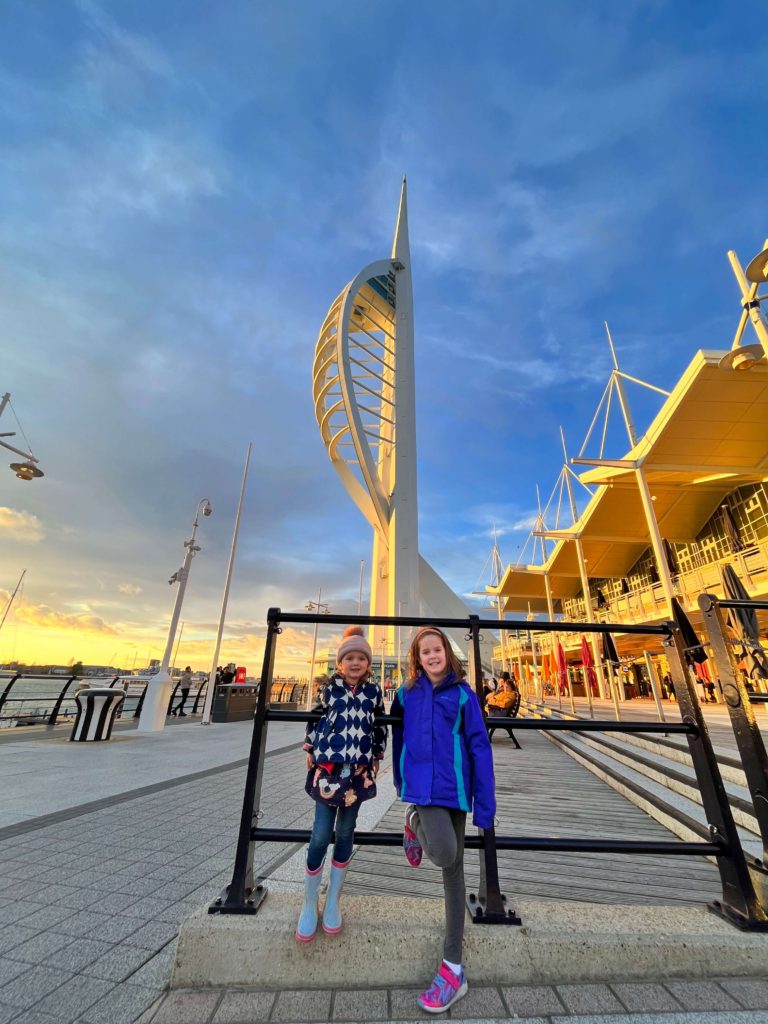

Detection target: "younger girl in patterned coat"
[297, 625, 386, 942]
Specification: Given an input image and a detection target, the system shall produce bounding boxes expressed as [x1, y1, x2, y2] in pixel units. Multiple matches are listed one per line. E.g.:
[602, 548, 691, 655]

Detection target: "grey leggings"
[412, 805, 466, 963]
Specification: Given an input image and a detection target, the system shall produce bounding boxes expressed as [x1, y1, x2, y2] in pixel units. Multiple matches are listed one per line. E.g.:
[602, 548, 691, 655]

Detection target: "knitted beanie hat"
[336, 625, 372, 666]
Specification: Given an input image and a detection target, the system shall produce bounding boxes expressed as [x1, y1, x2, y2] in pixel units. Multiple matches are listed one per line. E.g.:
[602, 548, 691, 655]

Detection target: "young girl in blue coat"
[391, 626, 495, 1014]
[298, 626, 386, 942]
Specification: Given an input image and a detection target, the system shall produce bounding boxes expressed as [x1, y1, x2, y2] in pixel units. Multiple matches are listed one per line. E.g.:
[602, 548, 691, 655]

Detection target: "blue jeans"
[306, 800, 360, 871]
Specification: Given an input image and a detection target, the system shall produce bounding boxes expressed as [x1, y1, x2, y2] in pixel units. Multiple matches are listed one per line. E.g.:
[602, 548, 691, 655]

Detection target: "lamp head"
[202, 501, 213, 517]
[10, 461, 43, 481]
[718, 344, 767, 371]
[745, 247, 768, 284]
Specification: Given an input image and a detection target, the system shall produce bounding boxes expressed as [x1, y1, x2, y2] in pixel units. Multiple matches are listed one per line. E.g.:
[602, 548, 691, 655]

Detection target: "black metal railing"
[210, 609, 768, 931]
[0, 672, 311, 731]
[698, 593, 768, 873]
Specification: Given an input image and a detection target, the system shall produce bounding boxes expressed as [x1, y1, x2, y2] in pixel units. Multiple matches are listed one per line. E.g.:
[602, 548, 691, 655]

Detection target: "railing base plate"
[466, 892, 521, 925]
[708, 899, 768, 932]
[209, 884, 267, 916]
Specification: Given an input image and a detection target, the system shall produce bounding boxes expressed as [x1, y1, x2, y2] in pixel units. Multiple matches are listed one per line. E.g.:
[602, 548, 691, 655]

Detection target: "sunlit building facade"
[490, 242, 768, 697]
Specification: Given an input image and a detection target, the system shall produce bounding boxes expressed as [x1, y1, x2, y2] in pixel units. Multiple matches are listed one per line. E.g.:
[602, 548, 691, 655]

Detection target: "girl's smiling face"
[418, 634, 448, 685]
[339, 650, 369, 684]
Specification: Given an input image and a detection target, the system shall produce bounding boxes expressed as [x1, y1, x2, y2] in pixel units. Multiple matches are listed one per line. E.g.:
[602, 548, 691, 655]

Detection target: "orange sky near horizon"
[0, 616, 335, 678]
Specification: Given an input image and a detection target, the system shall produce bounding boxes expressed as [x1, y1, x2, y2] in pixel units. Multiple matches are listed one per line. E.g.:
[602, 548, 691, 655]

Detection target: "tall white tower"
[313, 180, 484, 661]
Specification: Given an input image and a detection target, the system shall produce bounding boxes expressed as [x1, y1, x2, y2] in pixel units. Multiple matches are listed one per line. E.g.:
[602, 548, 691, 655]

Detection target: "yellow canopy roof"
[493, 349, 768, 612]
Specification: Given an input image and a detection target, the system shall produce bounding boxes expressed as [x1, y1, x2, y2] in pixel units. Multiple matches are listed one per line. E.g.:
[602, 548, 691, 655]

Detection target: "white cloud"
[0, 507, 44, 542]
[118, 583, 143, 595]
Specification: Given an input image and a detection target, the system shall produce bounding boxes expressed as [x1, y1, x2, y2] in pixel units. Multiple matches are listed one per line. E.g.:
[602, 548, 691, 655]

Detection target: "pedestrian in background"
[171, 666, 193, 717]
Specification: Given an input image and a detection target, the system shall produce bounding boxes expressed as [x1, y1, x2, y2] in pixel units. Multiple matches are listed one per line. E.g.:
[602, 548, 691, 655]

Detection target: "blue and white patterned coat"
[303, 674, 387, 766]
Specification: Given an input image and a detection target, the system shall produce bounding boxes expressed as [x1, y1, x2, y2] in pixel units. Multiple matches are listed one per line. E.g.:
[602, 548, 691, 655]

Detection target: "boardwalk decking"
[345, 730, 722, 906]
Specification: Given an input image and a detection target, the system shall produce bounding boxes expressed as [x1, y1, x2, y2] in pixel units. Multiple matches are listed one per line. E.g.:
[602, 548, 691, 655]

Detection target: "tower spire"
[391, 176, 410, 264]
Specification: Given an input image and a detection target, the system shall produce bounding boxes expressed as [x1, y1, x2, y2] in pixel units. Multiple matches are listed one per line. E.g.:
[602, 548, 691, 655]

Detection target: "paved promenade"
[2, 712, 768, 1023]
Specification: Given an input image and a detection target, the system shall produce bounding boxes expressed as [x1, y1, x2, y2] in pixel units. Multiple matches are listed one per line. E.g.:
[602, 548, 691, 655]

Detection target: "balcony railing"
[494, 537, 768, 666]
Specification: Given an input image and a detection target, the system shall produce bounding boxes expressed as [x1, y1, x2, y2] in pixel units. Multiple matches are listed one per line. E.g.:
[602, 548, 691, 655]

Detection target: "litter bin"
[70, 688, 125, 742]
[211, 684, 258, 723]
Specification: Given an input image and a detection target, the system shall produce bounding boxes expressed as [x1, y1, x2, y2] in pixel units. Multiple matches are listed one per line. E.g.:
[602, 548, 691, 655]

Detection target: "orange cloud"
[0, 506, 44, 541]
[14, 603, 120, 636]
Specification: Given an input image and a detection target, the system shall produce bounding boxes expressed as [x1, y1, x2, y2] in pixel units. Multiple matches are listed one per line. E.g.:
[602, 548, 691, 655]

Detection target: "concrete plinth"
[172, 894, 768, 990]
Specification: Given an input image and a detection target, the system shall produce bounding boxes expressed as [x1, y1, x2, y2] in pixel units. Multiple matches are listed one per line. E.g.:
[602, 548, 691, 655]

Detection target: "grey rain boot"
[295, 858, 325, 942]
[321, 858, 349, 935]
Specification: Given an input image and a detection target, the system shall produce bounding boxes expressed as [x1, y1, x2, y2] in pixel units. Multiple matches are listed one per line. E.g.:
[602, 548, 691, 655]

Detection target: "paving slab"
[40, 937, 114, 973]
[85, 943, 156, 982]
[211, 990, 276, 1023]
[557, 983, 626, 1014]
[122, 919, 180, 950]
[550, 1013, 768, 1024]
[610, 982, 683, 1012]
[152, 988, 222, 1024]
[389, 988, 432, 1020]
[80, 981, 161, 1024]
[5, 930, 73, 964]
[332, 989, 389, 1021]
[271, 988, 333, 1022]
[722, 979, 768, 1009]
[33, 974, 115, 1018]
[0, 964, 73, 1009]
[449, 985, 507, 1018]
[0, 960, 27, 987]
[501, 984, 566, 1016]
[127, 943, 177, 991]
[663, 980, 742, 1011]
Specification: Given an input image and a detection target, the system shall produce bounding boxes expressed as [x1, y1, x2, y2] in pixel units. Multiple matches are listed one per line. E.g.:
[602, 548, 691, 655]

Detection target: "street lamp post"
[305, 588, 330, 710]
[137, 498, 212, 733]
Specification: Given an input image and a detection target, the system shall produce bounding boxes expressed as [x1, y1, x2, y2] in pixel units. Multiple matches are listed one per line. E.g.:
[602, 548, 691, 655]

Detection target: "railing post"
[0, 674, 20, 719]
[133, 681, 148, 719]
[465, 615, 521, 925]
[167, 681, 181, 715]
[211, 607, 280, 915]
[664, 622, 768, 929]
[47, 676, 76, 728]
[699, 593, 768, 873]
[192, 683, 206, 714]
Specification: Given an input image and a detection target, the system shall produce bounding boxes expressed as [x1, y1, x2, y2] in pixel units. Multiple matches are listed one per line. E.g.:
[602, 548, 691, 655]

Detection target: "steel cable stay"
[210, 608, 768, 931]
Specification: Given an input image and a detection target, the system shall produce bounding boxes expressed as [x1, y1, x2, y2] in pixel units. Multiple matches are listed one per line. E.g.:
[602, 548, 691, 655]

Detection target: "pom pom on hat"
[337, 625, 372, 666]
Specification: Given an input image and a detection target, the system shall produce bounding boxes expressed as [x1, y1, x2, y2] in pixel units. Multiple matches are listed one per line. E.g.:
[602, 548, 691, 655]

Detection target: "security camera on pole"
[138, 498, 212, 733]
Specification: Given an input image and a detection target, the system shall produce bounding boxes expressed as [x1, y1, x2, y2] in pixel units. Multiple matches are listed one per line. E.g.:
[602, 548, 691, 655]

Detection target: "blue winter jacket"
[391, 673, 496, 829]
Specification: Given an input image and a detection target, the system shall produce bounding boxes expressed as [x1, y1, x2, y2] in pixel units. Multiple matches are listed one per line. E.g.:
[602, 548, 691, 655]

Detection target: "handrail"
[210, 607, 768, 931]
[276, 609, 673, 636]
[0, 674, 214, 727]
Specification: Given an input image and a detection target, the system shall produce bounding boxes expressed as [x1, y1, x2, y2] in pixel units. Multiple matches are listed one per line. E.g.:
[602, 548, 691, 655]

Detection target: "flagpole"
[201, 442, 252, 725]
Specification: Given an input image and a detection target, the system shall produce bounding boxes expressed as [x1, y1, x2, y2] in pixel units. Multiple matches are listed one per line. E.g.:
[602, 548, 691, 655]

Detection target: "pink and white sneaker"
[403, 806, 423, 867]
[417, 962, 468, 1014]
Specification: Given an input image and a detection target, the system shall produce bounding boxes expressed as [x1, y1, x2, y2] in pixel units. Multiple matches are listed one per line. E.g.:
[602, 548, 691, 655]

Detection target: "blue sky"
[2, 0, 767, 669]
